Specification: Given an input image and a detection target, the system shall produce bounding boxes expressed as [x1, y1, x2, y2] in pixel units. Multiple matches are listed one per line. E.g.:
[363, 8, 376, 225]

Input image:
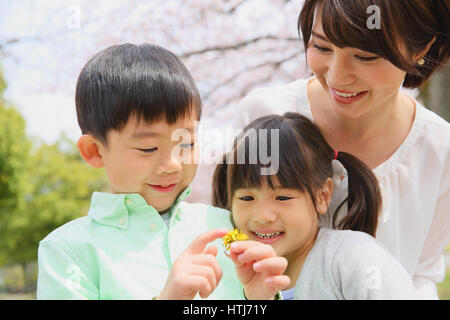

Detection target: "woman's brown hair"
[298, 0, 450, 88]
[212, 113, 382, 237]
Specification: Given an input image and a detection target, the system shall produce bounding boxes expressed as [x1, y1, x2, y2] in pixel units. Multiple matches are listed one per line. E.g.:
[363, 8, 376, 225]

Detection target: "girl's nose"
[253, 203, 278, 225]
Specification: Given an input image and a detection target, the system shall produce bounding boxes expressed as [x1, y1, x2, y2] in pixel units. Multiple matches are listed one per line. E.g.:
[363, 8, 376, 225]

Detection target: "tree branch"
[180, 35, 299, 58]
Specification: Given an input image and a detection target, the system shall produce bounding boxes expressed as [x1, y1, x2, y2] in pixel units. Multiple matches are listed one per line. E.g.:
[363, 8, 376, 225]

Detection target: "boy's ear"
[77, 134, 105, 168]
[316, 177, 333, 215]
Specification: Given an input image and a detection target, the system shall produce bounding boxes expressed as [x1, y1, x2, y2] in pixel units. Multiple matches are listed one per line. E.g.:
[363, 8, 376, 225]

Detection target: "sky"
[0, 0, 302, 144]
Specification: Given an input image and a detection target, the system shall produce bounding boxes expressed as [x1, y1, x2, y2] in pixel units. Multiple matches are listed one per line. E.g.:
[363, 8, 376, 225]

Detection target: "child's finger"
[186, 228, 229, 255]
[265, 275, 291, 294]
[235, 244, 275, 265]
[191, 253, 223, 286]
[186, 274, 213, 299]
[253, 256, 288, 275]
[229, 240, 264, 254]
[190, 264, 220, 294]
[202, 244, 218, 257]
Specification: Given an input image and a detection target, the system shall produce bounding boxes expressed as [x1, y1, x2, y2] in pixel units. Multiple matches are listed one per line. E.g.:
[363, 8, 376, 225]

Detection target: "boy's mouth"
[148, 183, 177, 193]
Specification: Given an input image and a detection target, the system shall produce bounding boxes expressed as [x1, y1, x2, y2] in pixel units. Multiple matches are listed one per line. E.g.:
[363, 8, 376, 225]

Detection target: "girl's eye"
[180, 142, 195, 149]
[238, 196, 254, 201]
[313, 44, 331, 52]
[276, 196, 293, 201]
[138, 147, 157, 153]
[355, 55, 378, 62]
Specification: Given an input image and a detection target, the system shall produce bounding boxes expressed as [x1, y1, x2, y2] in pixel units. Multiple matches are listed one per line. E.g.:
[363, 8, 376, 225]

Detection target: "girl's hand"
[229, 240, 290, 299]
[156, 228, 228, 300]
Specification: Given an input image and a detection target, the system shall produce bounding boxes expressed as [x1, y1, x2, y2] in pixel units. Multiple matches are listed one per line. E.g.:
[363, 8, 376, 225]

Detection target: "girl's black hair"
[75, 43, 201, 144]
[212, 113, 382, 237]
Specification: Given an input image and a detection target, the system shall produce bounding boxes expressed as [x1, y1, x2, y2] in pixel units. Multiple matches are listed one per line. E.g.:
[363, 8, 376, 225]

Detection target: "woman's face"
[306, 6, 408, 119]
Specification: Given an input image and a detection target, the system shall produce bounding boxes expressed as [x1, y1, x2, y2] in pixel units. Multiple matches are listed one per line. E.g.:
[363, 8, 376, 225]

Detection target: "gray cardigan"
[291, 228, 415, 300]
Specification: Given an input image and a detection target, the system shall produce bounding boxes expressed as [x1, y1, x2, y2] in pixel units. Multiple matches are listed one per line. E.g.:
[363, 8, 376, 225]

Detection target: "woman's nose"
[327, 52, 356, 87]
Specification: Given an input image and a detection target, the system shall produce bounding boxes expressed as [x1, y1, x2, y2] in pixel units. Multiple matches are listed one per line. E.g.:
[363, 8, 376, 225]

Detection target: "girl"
[213, 113, 415, 299]
[233, 0, 450, 298]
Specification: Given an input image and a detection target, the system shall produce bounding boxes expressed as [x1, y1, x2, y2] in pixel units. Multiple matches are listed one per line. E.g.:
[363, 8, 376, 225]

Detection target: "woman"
[233, 0, 449, 299]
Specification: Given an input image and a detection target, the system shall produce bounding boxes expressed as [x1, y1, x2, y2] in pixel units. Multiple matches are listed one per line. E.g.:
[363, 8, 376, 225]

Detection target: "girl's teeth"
[254, 232, 281, 238]
[334, 90, 360, 98]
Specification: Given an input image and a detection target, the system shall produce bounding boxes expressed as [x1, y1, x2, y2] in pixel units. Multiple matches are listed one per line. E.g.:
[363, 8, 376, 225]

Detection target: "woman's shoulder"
[242, 77, 310, 101]
[416, 102, 450, 134]
[234, 78, 312, 128]
[412, 101, 450, 164]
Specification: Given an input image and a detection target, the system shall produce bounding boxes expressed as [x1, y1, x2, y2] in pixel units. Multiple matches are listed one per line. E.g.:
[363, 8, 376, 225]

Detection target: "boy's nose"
[156, 152, 183, 175]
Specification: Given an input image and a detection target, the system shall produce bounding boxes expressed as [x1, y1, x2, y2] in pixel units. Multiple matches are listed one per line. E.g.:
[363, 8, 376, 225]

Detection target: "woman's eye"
[356, 55, 378, 62]
[180, 142, 195, 149]
[239, 196, 254, 201]
[138, 147, 157, 153]
[313, 44, 331, 52]
[276, 196, 293, 201]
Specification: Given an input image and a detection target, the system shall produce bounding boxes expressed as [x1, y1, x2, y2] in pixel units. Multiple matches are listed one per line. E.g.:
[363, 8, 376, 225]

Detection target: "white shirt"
[233, 77, 450, 299]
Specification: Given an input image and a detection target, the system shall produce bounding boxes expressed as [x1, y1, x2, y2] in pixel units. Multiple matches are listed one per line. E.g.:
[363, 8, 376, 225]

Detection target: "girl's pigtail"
[334, 151, 382, 237]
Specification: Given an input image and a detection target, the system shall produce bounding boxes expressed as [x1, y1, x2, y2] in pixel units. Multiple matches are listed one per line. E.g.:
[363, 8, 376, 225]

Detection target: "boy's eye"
[355, 55, 378, 62]
[238, 196, 254, 201]
[137, 147, 157, 153]
[276, 196, 293, 201]
[313, 44, 331, 52]
[180, 142, 195, 149]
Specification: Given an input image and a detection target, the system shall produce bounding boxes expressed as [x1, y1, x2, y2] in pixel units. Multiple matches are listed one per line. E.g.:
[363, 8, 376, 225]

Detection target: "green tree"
[0, 68, 108, 292]
[0, 69, 32, 262]
[1, 136, 108, 291]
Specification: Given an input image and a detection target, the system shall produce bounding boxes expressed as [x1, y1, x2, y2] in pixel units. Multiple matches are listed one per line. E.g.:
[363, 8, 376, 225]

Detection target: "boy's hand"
[229, 240, 290, 300]
[156, 228, 228, 300]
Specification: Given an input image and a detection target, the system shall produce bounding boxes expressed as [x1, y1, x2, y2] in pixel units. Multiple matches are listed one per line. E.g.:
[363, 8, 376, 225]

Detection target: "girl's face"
[306, 6, 407, 119]
[231, 179, 327, 259]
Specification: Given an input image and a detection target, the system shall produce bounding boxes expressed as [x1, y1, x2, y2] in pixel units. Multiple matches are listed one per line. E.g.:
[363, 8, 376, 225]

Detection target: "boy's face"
[97, 111, 198, 212]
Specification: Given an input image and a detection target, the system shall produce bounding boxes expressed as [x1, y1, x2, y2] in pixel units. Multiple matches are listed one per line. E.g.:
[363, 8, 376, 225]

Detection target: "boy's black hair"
[75, 43, 202, 144]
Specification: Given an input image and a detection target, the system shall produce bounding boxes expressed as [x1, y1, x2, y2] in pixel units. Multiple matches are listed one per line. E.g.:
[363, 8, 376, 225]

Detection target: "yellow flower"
[222, 228, 249, 252]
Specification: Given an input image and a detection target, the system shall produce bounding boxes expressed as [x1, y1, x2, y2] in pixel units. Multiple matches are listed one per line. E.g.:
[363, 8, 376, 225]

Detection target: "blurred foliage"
[0, 136, 108, 268]
[419, 65, 450, 122]
[0, 69, 108, 276]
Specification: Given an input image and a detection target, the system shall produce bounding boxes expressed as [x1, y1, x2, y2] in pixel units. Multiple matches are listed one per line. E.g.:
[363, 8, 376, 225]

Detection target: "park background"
[0, 0, 449, 299]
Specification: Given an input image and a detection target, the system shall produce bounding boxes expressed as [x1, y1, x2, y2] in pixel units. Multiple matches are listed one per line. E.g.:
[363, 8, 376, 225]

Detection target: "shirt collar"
[88, 187, 192, 229]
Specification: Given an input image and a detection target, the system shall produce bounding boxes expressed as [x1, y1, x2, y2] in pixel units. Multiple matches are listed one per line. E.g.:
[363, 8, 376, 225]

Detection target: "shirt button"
[119, 218, 126, 225]
[149, 223, 157, 231]
[126, 199, 133, 206]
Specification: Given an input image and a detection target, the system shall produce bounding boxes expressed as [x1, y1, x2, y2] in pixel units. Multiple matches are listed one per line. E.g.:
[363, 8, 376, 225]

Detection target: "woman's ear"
[77, 134, 105, 168]
[414, 36, 436, 63]
[316, 177, 333, 215]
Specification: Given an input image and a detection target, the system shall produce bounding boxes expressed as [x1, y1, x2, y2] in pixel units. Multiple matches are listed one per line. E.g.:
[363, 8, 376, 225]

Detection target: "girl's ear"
[77, 134, 105, 168]
[316, 177, 333, 215]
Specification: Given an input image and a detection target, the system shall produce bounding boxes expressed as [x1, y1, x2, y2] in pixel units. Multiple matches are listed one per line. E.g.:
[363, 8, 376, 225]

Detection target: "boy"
[37, 43, 289, 299]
